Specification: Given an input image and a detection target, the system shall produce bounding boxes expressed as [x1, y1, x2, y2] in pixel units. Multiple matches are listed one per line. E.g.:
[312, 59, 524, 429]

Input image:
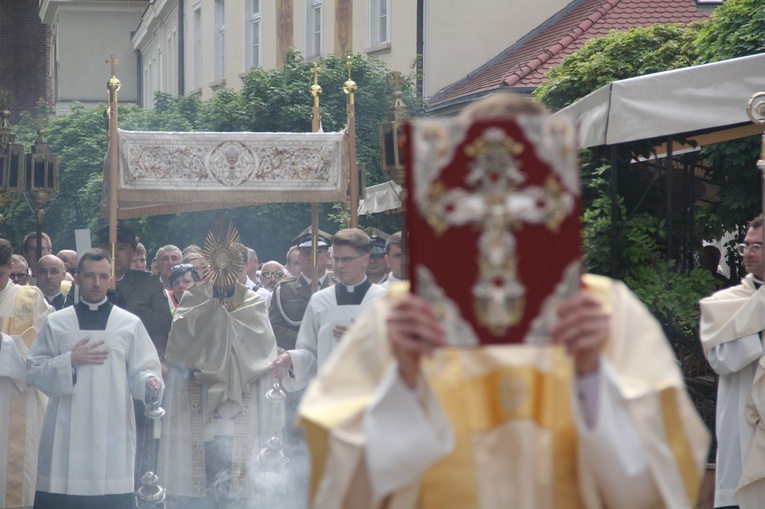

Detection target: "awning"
[557, 52, 765, 148]
[358, 180, 402, 215]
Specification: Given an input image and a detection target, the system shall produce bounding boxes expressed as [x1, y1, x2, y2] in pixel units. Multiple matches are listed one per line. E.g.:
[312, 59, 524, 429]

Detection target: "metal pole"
[609, 145, 619, 278]
[344, 56, 358, 228]
[106, 53, 121, 289]
[666, 137, 673, 264]
[309, 63, 322, 294]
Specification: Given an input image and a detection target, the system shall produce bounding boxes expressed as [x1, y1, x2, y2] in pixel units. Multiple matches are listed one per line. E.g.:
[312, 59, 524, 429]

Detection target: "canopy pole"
[344, 56, 358, 228]
[609, 145, 619, 278]
[666, 137, 673, 264]
[106, 53, 121, 289]
[310, 62, 323, 294]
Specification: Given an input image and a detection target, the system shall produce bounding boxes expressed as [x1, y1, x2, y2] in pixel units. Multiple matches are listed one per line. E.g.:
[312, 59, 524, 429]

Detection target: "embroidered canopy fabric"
[102, 129, 349, 218]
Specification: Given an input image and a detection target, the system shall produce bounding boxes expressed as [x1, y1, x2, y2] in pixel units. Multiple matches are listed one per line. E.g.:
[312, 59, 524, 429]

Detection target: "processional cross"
[424, 127, 573, 335]
[106, 53, 120, 78]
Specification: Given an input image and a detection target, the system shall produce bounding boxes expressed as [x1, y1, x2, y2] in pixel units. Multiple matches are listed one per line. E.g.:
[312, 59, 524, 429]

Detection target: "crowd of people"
[0, 92, 738, 509]
[0, 223, 402, 509]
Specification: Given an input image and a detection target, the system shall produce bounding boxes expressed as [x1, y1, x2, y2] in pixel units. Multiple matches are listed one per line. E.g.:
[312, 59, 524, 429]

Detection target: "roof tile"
[428, 0, 711, 109]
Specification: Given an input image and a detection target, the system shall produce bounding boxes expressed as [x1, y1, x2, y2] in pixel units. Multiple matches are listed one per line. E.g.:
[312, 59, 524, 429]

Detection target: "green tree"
[535, 23, 702, 110]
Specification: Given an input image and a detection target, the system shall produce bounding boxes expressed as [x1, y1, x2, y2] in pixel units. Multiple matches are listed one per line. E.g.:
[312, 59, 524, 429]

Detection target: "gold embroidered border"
[188, 376, 206, 497]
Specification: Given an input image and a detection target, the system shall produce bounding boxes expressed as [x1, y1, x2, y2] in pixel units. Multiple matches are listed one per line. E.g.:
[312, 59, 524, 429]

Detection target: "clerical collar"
[45, 292, 63, 302]
[80, 296, 108, 311]
[335, 278, 371, 306]
[301, 273, 327, 286]
[755, 277, 763, 290]
[342, 278, 368, 293]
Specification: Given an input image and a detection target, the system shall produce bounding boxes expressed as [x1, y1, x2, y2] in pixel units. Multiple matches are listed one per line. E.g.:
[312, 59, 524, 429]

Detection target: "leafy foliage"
[695, 0, 765, 62]
[6, 51, 419, 262]
[535, 23, 702, 110]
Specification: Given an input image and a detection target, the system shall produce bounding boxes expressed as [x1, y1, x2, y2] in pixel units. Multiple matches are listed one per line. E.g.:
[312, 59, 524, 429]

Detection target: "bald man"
[57, 250, 78, 278]
[36, 255, 73, 311]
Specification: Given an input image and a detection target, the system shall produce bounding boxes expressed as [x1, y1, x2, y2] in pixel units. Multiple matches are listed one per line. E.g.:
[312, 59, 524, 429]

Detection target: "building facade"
[132, 0, 572, 107]
[39, 0, 147, 115]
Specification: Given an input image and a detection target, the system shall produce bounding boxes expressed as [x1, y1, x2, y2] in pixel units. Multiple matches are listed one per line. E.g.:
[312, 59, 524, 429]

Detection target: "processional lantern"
[0, 91, 59, 250]
[378, 71, 410, 185]
[0, 107, 25, 212]
[25, 129, 59, 208]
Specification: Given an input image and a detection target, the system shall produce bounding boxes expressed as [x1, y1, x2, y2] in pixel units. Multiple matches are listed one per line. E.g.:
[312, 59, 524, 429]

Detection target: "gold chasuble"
[0, 283, 50, 508]
[299, 276, 709, 509]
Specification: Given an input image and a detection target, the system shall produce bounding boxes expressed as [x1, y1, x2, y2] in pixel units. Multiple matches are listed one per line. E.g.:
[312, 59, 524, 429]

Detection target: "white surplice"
[286, 283, 387, 392]
[27, 305, 163, 496]
[0, 282, 50, 508]
[299, 275, 710, 509]
[700, 274, 765, 508]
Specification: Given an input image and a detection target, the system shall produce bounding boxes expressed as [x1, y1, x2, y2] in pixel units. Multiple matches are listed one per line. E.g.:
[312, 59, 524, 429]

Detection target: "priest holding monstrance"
[297, 94, 710, 509]
[158, 220, 278, 507]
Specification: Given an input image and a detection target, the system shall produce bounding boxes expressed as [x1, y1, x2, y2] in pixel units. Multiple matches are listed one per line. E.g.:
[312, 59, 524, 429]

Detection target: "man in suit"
[97, 225, 172, 358]
[269, 227, 336, 351]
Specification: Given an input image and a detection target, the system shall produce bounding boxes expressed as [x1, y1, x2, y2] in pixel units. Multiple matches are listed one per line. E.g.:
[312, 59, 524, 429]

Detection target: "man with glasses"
[270, 228, 386, 390]
[260, 261, 286, 293]
[0, 238, 50, 507]
[11, 254, 31, 286]
[701, 214, 765, 509]
[36, 255, 73, 311]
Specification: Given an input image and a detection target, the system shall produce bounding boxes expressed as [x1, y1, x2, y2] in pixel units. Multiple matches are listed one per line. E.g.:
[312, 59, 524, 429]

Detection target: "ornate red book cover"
[404, 115, 581, 346]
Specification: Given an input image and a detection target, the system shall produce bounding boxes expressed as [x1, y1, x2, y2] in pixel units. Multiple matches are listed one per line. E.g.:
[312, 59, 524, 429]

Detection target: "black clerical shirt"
[74, 298, 113, 331]
[335, 279, 372, 305]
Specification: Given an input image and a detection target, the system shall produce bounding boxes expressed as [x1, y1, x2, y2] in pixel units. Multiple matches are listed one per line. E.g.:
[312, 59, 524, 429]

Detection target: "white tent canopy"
[557, 52, 765, 148]
[358, 180, 402, 215]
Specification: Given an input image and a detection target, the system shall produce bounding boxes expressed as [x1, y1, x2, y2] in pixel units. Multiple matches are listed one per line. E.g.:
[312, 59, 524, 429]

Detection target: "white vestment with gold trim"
[300, 275, 709, 509]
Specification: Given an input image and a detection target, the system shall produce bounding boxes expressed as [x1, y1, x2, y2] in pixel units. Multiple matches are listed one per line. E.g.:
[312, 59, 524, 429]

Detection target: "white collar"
[81, 296, 108, 311]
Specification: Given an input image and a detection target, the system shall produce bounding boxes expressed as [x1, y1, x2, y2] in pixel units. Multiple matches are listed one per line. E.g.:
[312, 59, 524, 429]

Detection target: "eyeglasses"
[36, 268, 61, 277]
[172, 264, 195, 271]
[261, 271, 284, 278]
[333, 254, 365, 265]
[10, 272, 28, 280]
[738, 242, 763, 256]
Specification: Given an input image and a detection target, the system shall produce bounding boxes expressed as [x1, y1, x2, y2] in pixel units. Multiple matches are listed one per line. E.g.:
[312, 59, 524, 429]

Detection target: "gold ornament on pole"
[343, 55, 359, 227]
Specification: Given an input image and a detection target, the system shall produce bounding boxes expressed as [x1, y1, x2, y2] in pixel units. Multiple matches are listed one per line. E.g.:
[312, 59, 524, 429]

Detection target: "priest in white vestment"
[158, 231, 277, 507]
[0, 238, 50, 509]
[27, 249, 163, 509]
[700, 216, 765, 509]
[299, 276, 710, 509]
[271, 228, 387, 391]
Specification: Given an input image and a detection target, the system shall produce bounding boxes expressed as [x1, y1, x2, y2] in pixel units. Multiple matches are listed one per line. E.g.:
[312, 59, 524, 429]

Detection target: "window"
[369, 0, 389, 46]
[193, 4, 202, 90]
[245, 0, 262, 69]
[306, 0, 322, 59]
[214, 0, 226, 81]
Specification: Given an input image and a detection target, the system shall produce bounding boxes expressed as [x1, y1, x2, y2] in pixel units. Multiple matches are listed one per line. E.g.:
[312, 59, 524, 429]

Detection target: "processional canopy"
[405, 112, 581, 346]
